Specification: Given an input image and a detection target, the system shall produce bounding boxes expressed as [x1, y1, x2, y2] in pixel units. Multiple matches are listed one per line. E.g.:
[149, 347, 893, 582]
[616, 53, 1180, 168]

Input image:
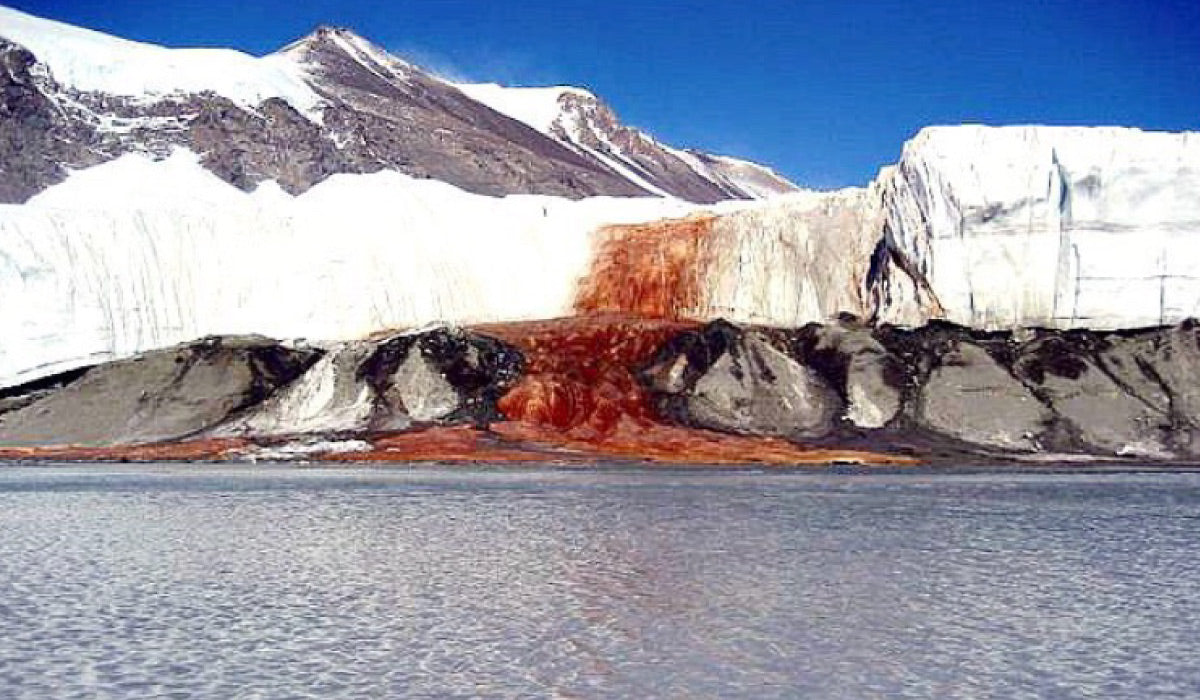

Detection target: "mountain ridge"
[0, 4, 800, 203]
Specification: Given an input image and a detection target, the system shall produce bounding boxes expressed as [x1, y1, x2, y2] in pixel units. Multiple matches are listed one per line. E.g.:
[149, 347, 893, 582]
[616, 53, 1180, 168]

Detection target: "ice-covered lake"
[1, 466, 1198, 698]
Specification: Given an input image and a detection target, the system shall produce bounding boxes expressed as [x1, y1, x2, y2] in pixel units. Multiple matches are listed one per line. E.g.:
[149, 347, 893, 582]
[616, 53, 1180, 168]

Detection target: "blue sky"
[9, 0, 1199, 188]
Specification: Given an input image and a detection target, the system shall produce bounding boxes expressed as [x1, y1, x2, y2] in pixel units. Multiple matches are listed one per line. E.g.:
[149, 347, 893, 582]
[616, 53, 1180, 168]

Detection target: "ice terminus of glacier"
[0, 149, 698, 388]
[880, 125, 1200, 330]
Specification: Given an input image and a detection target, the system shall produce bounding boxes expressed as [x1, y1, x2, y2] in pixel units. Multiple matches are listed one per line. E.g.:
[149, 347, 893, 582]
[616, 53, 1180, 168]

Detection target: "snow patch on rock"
[453, 82, 593, 135]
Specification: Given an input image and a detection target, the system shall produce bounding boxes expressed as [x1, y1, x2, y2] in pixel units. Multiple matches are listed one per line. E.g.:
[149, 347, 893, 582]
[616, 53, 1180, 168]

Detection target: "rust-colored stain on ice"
[480, 314, 694, 434]
[473, 315, 915, 467]
[574, 214, 718, 319]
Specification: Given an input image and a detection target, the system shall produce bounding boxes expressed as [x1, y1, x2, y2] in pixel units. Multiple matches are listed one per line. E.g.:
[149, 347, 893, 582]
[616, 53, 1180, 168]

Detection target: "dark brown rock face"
[188, 96, 349, 194]
[0, 40, 106, 202]
[290, 28, 648, 199]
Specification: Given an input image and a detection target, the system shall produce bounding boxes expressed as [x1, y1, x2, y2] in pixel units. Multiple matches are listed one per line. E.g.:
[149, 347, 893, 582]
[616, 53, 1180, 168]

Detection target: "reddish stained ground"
[323, 423, 913, 467]
[478, 314, 695, 435]
[467, 314, 914, 467]
[0, 316, 916, 467]
[0, 437, 250, 463]
[573, 215, 717, 319]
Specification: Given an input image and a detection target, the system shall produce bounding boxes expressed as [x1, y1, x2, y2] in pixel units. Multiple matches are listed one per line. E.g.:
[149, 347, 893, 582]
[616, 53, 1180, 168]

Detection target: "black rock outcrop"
[358, 326, 524, 427]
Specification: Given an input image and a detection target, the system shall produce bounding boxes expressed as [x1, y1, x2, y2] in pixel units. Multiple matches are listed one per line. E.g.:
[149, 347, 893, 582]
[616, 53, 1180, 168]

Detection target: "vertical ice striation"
[574, 187, 936, 326]
[701, 187, 922, 325]
[881, 126, 1200, 329]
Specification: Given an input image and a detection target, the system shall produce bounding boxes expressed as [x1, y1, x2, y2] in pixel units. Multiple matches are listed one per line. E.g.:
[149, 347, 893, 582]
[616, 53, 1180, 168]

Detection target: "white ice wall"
[882, 126, 1200, 329]
[698, 188, 928, 326]
[0, 151, 695, 387]
[4, 126, 1198, 389]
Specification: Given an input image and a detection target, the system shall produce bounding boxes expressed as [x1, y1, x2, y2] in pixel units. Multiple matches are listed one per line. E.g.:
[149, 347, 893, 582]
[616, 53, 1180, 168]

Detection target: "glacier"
[0, 150, 705, 387]
[883, 126, 1200, 329]
[2, 126, 1198, 390]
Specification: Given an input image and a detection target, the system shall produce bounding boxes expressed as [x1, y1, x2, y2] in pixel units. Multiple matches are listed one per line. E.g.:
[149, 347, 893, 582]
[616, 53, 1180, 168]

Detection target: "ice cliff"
[0, 150, 702, 386]
[883, 126, 1200, 329]
[1, 126, 1197, 389]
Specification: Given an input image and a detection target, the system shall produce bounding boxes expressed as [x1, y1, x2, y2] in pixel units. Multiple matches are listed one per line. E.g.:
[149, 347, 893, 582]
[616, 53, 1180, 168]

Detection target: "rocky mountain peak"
[548, 89, 618, 140]
[277, 24, 417, 86]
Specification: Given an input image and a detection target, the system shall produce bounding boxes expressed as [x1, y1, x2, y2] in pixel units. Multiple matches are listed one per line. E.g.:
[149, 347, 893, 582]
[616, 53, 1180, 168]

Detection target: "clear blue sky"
[8, 0, 1199, 188]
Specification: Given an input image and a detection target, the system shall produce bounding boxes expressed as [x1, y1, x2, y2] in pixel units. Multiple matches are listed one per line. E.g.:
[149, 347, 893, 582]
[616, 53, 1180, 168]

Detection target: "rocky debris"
[359, 326, 524, 427]
[0, 336, 320, 446]
[916, 339, 1050, 452]
[219, 340, 380, 436]
[643, 318, 1200, 462]
[1096, 321, 1200, 455]
[188, 96, 349, 195]
[778, 319, 905, 430]
[0, 326, 523, 447]
[9, 314, 1200, 464]
[0, 366, 91, 419]
[1013, 333, 1173, 458]
[641, 320, 843, 439]
[222, 325, 524, 438]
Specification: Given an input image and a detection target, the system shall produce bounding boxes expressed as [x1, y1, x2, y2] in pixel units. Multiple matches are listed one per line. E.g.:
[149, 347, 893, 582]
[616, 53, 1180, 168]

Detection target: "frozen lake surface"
[1, 466, 1198, 698]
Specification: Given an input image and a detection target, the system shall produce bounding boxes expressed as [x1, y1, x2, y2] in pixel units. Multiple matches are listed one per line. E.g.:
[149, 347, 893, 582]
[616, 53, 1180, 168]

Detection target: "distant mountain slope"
[455, 82, 799, 202]
[0, 5, 800, 203]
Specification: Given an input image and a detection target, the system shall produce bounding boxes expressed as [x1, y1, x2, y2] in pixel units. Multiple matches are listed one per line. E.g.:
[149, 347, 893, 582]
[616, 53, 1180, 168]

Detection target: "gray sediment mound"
[641, 317, 1200, 462]
[0, 326, 524, 448]
[0, 336, 320, 446]
[7, 316, 1200, 464]
[640, 319, 842, 439]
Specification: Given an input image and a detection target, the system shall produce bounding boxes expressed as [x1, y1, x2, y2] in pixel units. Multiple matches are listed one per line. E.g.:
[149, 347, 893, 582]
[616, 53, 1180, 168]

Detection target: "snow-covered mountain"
[0, 5, 799, 203]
